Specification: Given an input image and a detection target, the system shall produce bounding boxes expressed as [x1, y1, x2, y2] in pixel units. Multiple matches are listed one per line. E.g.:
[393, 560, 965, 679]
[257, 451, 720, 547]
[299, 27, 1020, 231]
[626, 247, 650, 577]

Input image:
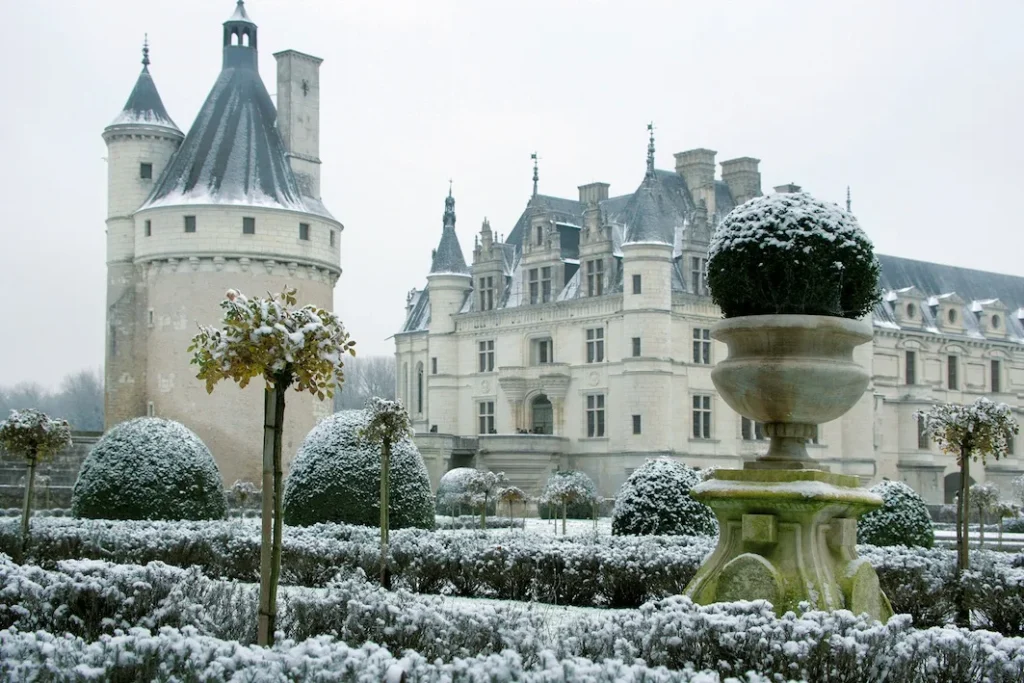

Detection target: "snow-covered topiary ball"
[71, 417, 226, 521]
[283, 410, 434, 529]
[857, 479, 934, 548]
[435, 467, 494, 514]
[612, 458, 716, 536]
[707, 192, 881, 319]
[538, 470, 599, 519]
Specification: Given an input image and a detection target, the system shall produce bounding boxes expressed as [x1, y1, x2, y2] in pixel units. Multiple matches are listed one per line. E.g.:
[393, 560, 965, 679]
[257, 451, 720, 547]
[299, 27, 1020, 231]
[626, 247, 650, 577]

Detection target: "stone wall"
[0, 432, 100, 508]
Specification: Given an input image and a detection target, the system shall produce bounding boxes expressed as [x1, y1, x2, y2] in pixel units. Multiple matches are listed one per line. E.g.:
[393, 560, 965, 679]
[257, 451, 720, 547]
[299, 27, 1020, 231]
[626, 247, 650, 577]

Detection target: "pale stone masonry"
[103, 2, 340, 486]
[396, 144, 1024, 504]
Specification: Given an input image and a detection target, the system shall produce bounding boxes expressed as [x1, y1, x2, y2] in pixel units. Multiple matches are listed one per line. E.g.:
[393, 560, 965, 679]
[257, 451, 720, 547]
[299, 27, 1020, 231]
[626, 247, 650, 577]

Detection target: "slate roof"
[140, 2, 334, 220]
[619, 171, 694, 244]
[429, 192, 470, 275]
[108, 56, 180, 132]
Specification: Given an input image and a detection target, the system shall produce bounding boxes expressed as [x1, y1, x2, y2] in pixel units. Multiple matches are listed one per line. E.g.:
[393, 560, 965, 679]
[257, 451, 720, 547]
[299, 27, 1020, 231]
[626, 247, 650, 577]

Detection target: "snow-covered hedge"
[71, 418, 226, 521]
[538, 470, 599, 519]
[858, 479, 935, 548]
[435, 514, 523, 530]
[3, 556, 1023, 681]
[283, 410, 434, 529]
[707, 192, 881, 318]
[612, 459, 717, 537]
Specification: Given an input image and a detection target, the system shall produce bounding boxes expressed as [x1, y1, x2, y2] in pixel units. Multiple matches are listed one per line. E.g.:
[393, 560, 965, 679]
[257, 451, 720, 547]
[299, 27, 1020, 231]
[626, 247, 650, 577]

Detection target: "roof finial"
[531, 152, 539, 198]
[646, 122, 656, 178]
[846, 186, 852, 212]
[443, 181, 456, 227]
[448, 178, 453, 198]
[142, 33, 150, 69]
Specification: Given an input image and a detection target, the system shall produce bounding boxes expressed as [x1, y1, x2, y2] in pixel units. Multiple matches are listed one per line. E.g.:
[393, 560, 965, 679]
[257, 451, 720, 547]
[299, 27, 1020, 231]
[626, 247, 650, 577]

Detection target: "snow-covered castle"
[103, 1, 339, 485]
[396, 130, 1024, 504]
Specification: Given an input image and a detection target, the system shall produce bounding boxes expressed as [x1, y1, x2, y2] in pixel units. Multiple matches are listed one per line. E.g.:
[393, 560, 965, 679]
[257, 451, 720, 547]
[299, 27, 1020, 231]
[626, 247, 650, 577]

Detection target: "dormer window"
[535, 225, 544, 246]
[906, 302, 916, 318]
[140, 163, 153, 180]
[586, 259, 604, 297]
[991, 314, 1001, 330]
[947, 308, 957, 324]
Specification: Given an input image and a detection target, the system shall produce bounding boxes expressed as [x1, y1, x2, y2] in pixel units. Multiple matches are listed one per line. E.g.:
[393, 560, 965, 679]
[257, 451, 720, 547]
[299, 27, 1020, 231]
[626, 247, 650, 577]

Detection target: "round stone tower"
[103, 1, 342, 486]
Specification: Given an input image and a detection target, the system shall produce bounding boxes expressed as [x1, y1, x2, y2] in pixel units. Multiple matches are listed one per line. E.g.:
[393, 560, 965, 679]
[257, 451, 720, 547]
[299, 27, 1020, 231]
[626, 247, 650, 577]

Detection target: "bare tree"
[0, 369, 104, 432]
[334, 355, 396, 410]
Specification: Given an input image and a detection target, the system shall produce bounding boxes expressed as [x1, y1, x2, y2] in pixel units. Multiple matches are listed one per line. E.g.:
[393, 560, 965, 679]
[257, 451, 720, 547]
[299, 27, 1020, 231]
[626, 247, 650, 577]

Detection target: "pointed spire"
[531, 152, 539, 198]
[846, 186, 852, 212]
[646, 122, 656, 178]
[444, 179, 455, 227]
[229, 0, 254, 23]
[106, 40, 180, 132]
[430, 184, 470, 275]
[142, 34, 150, 70]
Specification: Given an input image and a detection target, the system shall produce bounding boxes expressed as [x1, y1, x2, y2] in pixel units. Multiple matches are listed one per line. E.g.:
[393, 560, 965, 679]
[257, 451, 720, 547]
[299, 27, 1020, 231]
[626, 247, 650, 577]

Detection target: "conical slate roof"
[108, 45, 180, 131]
[429, 190, 470, 275]
[620, 170, 694, 245]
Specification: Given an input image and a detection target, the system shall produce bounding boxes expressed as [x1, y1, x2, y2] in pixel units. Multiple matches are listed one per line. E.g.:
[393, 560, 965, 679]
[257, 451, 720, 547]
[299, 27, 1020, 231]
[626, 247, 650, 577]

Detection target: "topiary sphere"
[435, 467, 494, 515]
[283, 410, 434, 529]
[858, 479, 934, 548]
[706, 192, 881, 319]
[538, 470, 599, 519]
[72, 418, 226, 521]
[612, 458, 716, 536]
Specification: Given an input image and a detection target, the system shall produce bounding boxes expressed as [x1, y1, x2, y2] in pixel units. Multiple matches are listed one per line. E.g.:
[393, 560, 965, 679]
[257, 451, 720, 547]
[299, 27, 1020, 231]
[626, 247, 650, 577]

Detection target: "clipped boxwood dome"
[283, 410, 434, 529]
[858, 479, 934, 548]
[435, 467, 494, 515]
[707, 192, 880, 319]
[612, 458, 716, 536]
[538, 470, 598, 519]
[72, 417, 226, 520]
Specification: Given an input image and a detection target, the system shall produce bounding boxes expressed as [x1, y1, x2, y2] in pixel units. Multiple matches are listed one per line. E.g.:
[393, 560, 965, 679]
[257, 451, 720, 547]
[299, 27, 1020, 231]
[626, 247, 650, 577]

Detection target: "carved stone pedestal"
[684, 469, 893, 622]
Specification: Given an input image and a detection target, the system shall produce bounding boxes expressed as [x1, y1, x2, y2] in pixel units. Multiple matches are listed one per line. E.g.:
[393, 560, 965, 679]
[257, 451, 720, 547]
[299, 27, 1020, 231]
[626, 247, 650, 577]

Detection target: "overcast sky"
[1, 0, 1021, 389]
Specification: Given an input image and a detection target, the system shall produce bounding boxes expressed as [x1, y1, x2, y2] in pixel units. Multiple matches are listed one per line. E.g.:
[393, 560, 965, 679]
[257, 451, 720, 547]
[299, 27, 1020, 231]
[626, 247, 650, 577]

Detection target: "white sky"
[1, 0, 1021, 388]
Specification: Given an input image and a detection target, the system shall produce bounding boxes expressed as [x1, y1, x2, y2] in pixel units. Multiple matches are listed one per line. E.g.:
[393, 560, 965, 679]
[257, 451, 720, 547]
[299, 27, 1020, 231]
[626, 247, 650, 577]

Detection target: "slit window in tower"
[632, 274, 642, 294]
[140, 163, 152, 180]
[184, 216, 196, 233]
[632, 414, 642, 435]
[144, 220, 152, 237]
[299, 223, 310, 241]
[632, 337, 641, 357]
[243, 217, 255, 235]
[329, 230, 335, 247]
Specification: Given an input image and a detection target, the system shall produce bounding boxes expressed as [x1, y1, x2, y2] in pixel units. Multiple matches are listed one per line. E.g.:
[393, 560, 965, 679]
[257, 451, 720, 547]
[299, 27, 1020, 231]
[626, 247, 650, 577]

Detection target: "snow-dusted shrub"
[435, 467, 494, 515]
[612, 459, 716, 537]
[707, 192, 881, 318]
[538, 470, 599, 519]
[71, 418, 225, 521]
[858, 479, 934, 548]
[435, 514, 523, 530]
[283, 410, 433, 529]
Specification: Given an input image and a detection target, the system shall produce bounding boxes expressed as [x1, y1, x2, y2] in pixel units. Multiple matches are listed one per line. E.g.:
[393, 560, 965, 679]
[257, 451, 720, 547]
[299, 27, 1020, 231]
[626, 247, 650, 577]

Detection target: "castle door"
[944, 471, 976, 504]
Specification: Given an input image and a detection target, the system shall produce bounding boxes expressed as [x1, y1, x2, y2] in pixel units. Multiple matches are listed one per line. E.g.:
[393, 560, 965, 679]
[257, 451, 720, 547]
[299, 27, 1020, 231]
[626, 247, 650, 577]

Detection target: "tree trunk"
[21, 455, 37, 545]
[998, 517, 1004, 550]
[380, 437, 391, 589]
[562, 501, 567, 535]
[480, 493, 487, 530]
[257, 380, 286, 647]
[960, 453, 970, 574]
[978, 506, 985, 548]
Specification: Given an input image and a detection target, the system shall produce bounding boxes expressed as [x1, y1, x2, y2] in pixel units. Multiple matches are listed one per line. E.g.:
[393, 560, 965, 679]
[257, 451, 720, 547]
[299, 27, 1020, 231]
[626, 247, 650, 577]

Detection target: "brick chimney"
[721, 157, 761, 206]
[675, 149, 717, 216]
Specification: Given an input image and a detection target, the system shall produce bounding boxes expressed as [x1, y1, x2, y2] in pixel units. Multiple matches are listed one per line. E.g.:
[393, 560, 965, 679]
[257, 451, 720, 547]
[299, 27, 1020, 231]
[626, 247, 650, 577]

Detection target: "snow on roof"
[108, 66, 180, 133]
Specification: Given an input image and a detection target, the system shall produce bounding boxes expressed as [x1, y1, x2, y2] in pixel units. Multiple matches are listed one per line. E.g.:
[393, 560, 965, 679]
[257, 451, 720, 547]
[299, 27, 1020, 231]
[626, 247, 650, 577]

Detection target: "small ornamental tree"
[0, 409, 72, 541]
[465, 470, 506, 529]
[539, 470, 598, 535]
[497, 485, 527, 526]
[995, 501, 1017, 549]
[612, 458, 717, 537]
[857, 479, 934, 549]
[189, 287, 355, 647]
[231, 480, 259, 517]
[969, 483, 1000, 548]
[360, 397, 412, 589]
[706, 192, 881, 318]
[435, 467, 479, 519]
[919, 398, 1018, 579]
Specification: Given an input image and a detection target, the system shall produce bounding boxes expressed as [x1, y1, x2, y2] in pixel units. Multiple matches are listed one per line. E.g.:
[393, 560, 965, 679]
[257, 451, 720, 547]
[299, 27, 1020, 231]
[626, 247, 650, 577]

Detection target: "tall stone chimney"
[274, 49, 323, 198]
[720, 157, 761, 206]
[578, 182, 610, 206]
[773, 183, 802, 194]
[675, 149, 717, 216]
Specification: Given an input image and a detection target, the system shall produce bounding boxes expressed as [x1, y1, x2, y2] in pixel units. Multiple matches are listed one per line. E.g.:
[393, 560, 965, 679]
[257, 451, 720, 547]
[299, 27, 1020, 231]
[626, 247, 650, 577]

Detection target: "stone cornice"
[138, 254, 340, 286]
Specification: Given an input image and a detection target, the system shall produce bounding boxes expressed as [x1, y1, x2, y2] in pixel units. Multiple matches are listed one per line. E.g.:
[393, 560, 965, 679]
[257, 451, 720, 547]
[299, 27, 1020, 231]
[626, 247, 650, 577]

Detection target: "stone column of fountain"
[683, 192, 893, 621]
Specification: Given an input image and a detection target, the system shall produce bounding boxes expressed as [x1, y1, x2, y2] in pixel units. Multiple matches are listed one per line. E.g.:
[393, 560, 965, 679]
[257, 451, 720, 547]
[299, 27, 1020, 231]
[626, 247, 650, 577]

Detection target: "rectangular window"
[586, 394, 606, 437]
[693, 328, 711, 364]
[479, 276, 495, 311]
[534, 338, 553, 365]
[528, 268, 539, 305]
[147, 309, 154, 328]
[692, 394, 712, 439]
[140, 162, 152, 179]
[905, 350, 916, 385]
[541, 266, 552, 303]
[431, 357, 437, 375]
[586, 327, 605, 363]
[917, 414, 929, 449]
[243, 217, 255, 234]
[478, 340, 495, 372]
[299, 223, 310, 241]
[631, 337, 641, 357]
[478, 401, 495, 435]
[146, 401, 155, 417]
[535, 225, 544, 246]
[586, 259, 605, 297]
[184, 215, 196, 233]
[741, 417, 766, 441]
[144, 219, 152, 237]
[947, 355, 958, 390]
[991, 360, 1001, 393]
[632, 273, 642, 294]
[690, 256, 706, 295]
[632, 414, 642, 435]
[329, 230, 336, 247]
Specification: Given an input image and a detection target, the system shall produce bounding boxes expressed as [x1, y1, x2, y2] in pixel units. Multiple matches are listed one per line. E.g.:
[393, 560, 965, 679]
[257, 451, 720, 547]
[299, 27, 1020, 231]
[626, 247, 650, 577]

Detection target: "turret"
[223, 0, 258, 70]
[427, 186, 472, 334]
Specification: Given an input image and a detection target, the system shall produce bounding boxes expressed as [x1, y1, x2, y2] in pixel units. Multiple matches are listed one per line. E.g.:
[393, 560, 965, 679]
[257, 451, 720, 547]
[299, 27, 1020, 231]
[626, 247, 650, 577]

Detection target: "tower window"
[184, 216, 196, 233]
[243, 217, 255, 234]
[144, 220, 152, 237]
[147, 309, 154, 328]
[631, 337, 641, 357]
[330, 230, 336, 247]
[632, 274, 642, 294]
[299, 223, 310, 241]
[140, 163, 152, 180]
[632, 414, 642, 435]
[146, 402, 155, 417]
[431, 357, 437, 375]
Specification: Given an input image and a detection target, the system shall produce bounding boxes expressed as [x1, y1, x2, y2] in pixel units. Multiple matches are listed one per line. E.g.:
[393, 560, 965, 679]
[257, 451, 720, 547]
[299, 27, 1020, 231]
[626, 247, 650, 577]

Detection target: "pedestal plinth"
[684, 469, 893, 622]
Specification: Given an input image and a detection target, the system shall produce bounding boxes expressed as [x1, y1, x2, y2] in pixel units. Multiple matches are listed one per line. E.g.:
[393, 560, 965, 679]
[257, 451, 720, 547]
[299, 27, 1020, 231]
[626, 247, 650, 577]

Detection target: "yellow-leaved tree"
[189, 287, 355, 646]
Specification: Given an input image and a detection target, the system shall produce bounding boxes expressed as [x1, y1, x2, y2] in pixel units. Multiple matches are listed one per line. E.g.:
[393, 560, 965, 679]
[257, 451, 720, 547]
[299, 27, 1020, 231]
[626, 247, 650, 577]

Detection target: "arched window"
[531, 394, 553, 435]
[944, 472, 975, 504]
[416, 362, 424, 414]
[231, 30, 239, 46]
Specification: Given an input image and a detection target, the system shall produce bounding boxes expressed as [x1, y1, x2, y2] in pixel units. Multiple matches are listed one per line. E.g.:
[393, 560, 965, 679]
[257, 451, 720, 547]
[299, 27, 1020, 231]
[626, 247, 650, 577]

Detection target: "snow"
[108, 109, 178, 129]
[858, 479, 934, 548]
[612, 459, 716, 537]
[693, 478, 883, 504]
